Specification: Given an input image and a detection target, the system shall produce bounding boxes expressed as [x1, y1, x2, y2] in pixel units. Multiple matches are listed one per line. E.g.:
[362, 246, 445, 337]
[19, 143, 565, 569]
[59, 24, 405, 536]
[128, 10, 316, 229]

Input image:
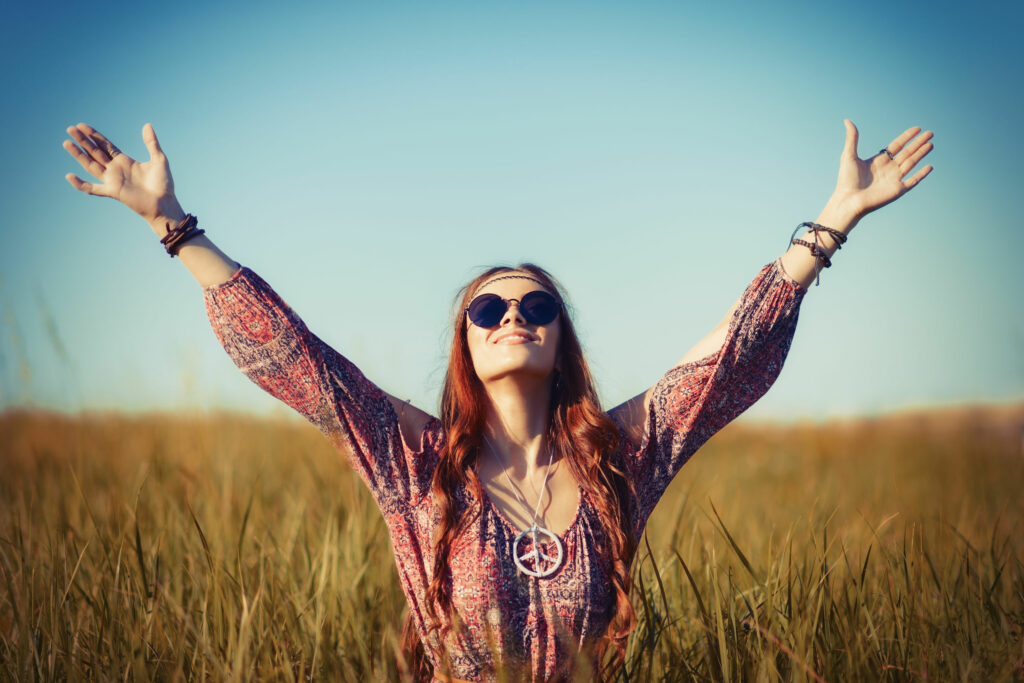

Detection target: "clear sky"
[1, 0, 1021, 420]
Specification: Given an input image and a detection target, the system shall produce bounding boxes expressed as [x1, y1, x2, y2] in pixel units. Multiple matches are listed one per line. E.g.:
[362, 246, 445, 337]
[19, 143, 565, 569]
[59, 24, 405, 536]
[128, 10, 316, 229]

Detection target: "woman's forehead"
[472, 271, 555, 298]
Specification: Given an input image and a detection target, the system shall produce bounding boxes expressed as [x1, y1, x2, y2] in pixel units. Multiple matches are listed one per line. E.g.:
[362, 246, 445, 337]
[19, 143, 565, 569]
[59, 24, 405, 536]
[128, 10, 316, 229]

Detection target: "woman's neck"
[482, 375, 553, 474]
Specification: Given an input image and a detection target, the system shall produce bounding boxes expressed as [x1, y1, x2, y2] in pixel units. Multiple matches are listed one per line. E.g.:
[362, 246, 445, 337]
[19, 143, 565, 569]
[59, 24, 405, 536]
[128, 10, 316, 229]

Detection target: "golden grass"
[1, 405, 1022, 681]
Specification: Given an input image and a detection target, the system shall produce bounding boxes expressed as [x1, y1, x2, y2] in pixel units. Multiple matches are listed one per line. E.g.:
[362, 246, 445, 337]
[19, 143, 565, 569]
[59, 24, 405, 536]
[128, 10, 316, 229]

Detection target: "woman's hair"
[400, 264, 638, 681]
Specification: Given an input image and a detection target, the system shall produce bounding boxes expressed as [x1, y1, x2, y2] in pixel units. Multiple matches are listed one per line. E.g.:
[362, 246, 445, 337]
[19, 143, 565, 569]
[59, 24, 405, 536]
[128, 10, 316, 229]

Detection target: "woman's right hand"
[63, 123, 184, 232]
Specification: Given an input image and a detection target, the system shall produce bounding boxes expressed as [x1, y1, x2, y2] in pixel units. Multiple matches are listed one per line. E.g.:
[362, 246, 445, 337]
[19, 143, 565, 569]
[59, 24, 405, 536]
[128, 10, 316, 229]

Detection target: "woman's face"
[465, 272, 561, 386]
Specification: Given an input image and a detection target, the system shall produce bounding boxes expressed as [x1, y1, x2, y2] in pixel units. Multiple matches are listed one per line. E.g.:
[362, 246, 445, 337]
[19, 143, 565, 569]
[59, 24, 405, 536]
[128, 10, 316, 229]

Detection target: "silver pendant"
[512, 524, 564, 578]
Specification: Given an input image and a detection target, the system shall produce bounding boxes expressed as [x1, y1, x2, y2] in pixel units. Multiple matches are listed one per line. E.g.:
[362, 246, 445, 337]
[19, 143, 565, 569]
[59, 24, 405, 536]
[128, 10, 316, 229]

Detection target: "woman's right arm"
[63, 122, 239, 287]
[204, 267, 439, 507]
[62, 122, 435, 471]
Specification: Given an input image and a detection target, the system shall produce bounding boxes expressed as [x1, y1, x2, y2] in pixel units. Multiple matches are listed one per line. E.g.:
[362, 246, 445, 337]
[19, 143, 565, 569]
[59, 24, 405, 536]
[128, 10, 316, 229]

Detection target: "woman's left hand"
[832, 120, 934, 219]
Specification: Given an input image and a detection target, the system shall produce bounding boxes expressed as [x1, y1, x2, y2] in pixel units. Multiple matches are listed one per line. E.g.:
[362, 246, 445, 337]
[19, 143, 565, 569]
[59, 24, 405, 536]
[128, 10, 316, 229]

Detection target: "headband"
[471, 273, 554, 299]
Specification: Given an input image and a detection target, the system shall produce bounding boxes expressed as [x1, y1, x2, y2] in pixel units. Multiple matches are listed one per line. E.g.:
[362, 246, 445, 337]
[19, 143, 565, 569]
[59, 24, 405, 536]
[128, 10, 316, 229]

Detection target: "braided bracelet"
[791, 238, 832, 268]
[787, 221, 847, 251]
[789, 221, 846, 286]
[802, 221, 847, 247]
[159, 214, 205, 257]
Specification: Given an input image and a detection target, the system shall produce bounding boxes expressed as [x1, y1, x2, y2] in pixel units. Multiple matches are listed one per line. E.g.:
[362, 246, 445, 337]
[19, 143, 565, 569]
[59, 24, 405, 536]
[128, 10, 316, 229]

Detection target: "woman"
[63, 120, 933, 681]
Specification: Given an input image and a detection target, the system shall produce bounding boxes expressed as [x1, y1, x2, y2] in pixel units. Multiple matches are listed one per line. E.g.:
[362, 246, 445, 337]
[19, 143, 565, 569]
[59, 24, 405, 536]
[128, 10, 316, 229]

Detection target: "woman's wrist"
[147, 197, 186, 237]
[817, 194, 863, 235]
[779, 195, 862, 290]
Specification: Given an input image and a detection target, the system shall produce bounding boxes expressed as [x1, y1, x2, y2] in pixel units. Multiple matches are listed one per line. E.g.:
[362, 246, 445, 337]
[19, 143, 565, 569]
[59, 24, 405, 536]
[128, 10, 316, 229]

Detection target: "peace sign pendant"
[512, 524, 564, 578]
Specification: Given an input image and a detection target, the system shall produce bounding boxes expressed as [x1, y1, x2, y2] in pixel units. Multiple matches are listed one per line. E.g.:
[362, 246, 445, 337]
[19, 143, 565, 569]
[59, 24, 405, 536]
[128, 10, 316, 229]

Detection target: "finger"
[903, 165, 933, 191]
[842, 119, 859, 159]
[65, 173, 109, 197]
[886, 126, 922, 155]
[62, 139, 106, 179]
[78, 123, 118, 149]
[899, 141, 934, 176]
[895, 130, 933, 165]
[77, 123, 123, 161]
[142, 123, 164, 159]
[68, 124, 112, 165]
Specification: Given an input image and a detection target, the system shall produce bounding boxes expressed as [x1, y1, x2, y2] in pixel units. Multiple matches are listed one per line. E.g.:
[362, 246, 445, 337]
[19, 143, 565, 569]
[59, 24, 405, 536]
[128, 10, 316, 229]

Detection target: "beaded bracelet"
[159, 214, 205, 257]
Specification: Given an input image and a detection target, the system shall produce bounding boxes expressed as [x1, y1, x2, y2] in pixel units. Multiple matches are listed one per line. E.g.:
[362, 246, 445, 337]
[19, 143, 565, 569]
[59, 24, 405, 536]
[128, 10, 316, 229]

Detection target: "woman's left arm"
[781, 120, 933, 289]
[612, 120, 934, 447]
[671, 120, 934, 368]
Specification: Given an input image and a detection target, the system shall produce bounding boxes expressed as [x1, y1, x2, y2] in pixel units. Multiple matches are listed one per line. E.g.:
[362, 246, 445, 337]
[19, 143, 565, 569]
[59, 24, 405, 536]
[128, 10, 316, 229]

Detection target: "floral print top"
[204, 259, 805, 681]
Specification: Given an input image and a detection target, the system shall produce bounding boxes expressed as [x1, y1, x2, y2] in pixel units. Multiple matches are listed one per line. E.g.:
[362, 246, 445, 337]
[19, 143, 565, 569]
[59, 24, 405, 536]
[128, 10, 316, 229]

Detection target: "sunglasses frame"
[464, 290, 562, 328]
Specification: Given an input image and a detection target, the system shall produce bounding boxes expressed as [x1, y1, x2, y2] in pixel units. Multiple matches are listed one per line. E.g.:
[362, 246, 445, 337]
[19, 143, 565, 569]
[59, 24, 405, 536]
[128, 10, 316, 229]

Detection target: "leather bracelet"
[788, 221, 847, 251]
[789, 220, 845, 286]
[165, 227, 205, 256]
[159, 214, 205, 257]
[799, 221, 847, 248]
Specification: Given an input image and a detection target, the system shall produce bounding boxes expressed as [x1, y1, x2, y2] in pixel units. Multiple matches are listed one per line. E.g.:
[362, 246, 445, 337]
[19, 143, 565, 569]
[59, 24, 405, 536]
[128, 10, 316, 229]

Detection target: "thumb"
[842, 119, 859, 160]
[142, 123, 164, 159]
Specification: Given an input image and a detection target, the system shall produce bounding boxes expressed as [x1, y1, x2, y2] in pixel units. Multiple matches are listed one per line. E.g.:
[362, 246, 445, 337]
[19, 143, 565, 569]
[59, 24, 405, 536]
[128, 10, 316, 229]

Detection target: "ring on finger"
[103, 143, 120, 159]
[879, 147, 896, 161]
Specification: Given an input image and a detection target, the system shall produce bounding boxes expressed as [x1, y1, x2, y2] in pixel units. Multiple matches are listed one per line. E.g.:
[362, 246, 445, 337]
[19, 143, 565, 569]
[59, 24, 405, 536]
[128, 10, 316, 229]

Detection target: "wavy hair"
[400, 264, 637, 681]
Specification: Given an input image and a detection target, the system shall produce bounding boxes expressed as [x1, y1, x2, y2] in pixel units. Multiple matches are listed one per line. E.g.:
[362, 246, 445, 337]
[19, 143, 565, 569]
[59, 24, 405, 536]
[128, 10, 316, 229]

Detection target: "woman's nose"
[500, 300, 526, 326]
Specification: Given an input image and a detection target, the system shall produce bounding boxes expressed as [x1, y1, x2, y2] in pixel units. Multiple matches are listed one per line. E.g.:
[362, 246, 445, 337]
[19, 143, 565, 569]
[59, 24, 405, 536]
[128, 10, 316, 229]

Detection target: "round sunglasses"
[465, 290, 562, 328]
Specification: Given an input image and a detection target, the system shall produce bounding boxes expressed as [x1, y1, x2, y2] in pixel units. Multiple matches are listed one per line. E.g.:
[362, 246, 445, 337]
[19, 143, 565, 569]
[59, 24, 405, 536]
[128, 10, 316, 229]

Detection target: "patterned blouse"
[204, 259, 805, 681]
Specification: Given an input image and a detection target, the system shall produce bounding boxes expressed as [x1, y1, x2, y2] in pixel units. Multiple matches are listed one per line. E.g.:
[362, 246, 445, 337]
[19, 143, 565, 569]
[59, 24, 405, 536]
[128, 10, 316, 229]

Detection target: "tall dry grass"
[1, 405, 1021, 681]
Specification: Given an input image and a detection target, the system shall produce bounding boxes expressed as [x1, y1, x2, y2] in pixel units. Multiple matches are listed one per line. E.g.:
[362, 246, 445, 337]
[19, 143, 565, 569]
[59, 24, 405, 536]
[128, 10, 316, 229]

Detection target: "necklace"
[483, 435, 565, 578]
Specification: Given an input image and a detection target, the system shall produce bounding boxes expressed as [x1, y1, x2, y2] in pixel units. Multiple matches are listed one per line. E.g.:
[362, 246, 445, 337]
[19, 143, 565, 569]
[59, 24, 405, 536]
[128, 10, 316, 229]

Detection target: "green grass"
[1, 406, 1022, 681]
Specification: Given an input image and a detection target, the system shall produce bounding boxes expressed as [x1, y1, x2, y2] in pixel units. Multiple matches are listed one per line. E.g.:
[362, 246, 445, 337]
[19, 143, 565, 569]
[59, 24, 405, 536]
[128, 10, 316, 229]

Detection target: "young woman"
[63, 120, 933, 681]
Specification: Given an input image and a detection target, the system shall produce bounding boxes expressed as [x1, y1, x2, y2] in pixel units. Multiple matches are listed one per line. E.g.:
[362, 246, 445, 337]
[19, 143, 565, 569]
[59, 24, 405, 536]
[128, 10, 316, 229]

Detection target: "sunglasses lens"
[466, 291, 560, 327]
[520, 291, 560, 325]
[467, 294, 507, 327]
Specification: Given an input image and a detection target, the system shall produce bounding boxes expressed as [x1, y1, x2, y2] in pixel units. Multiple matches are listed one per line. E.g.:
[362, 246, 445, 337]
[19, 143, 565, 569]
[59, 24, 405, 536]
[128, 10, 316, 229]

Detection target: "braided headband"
[472, 273, 553, 298]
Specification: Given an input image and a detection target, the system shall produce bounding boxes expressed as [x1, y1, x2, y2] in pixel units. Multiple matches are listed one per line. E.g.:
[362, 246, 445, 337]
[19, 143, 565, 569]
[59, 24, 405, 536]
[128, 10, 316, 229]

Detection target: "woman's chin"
[478, 363, 555, 387]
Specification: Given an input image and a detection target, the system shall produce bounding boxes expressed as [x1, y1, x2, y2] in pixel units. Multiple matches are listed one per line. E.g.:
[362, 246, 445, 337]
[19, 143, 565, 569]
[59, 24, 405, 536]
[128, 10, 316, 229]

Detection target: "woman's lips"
[492, 331, 537, 344]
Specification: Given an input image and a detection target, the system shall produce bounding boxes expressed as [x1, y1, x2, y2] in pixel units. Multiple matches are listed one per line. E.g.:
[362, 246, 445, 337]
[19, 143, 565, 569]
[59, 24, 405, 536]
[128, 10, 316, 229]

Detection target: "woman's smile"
[492, 330, 538, 345]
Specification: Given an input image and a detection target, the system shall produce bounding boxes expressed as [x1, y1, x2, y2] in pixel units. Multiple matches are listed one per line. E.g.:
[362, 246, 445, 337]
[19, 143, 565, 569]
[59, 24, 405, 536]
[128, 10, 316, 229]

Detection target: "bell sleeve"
[203, 267, 434, 514]
[616, 259, 806, 533]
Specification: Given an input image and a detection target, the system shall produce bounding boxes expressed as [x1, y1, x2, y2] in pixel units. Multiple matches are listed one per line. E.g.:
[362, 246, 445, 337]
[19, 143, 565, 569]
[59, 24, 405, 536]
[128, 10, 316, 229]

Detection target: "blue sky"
[1, 1, 1021, 420]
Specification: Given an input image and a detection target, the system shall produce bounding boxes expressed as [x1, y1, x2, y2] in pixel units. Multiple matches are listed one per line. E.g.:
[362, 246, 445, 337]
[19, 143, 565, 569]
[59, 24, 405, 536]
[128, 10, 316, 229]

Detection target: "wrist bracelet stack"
[788, 221, 847, 286]
[160, 214, 205, 257]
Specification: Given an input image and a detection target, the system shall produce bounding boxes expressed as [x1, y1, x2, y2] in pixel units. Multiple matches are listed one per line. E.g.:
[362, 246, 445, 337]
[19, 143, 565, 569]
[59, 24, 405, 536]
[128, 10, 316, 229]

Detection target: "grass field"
[1, 405, 1022, 681]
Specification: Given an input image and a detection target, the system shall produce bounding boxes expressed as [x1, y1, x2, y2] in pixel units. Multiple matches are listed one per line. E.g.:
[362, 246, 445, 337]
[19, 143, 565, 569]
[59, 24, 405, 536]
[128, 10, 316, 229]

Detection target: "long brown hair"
[400, 264, 637, 680]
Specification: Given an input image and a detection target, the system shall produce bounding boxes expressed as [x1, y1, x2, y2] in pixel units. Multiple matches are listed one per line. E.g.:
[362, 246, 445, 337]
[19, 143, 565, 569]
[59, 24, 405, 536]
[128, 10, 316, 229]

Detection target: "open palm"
[63, 123, 177, 223]
[835, 120, 934, 218]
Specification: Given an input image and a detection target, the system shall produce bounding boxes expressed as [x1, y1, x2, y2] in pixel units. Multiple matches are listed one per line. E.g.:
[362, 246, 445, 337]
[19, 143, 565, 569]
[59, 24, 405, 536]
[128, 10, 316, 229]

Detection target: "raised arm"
[780, 120, 933, 289]
[63, 122, 239, 287]
[62, 122, 434, 445]
[610, 259, 805, 532]
[204, 267, 440, 508]
[612, 120, 934, 446]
